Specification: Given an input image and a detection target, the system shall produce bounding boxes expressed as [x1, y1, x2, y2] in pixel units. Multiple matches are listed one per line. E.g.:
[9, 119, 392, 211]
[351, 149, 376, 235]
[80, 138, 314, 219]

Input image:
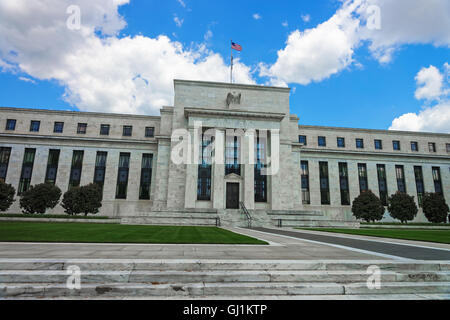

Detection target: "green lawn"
[302, 228, 450, 244]
[0, 214, 109, 219]
[361, 222, 449, 227]
[0, 222, 267, 245]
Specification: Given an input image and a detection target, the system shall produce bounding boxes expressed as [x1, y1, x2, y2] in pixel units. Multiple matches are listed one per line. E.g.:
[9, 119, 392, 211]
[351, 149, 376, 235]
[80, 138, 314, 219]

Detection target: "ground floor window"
[319, 162, 330, 205]
[0, 147, 11, 183]
[358, 163, 368, 193]
[377, 164, 388, 206]
[116, 153, 130, 199]
[69, 151, 84, 188]
[414, 166, 424, 207]
[339, 162, 350, 205]
[139, 154, 153, 200]
[18, 148, 36, 194]
[45, 149, 60, 185]
[301, 161, 310, 204]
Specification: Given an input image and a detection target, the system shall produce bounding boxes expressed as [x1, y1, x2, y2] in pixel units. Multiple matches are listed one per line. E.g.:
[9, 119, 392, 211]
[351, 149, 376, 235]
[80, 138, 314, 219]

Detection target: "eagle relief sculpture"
[226, 92, 241, 107]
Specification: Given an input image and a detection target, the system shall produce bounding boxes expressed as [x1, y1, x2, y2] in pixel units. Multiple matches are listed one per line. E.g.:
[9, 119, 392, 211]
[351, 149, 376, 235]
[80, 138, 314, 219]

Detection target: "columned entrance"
[226, 183, 240, 209]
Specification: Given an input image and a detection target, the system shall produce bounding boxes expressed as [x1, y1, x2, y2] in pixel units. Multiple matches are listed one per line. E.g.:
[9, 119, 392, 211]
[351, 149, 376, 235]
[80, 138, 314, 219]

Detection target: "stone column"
[213, 129, 225, 209]
[422, 164, 435, 194]
[6, 145, 24, 191]
[184, 127, 198, 209]
[127, 150, 142, 201]
[243, 129, 255, 210]
[152, 138, 171, 210]
[80, 148, 96, 187]
[328, 160, 341, 206]
[386, 163, 398, 197]
[348, 160, 360, 205]
[30, 146, 48, 186]
[308, 159, 321, 206]
[404, 164, 418, 206]
[367, 162, 379, 197]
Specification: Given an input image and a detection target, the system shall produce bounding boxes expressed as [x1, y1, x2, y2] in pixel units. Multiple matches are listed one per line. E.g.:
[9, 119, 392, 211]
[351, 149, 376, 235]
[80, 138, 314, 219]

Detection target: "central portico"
[152, 79, 303, 214]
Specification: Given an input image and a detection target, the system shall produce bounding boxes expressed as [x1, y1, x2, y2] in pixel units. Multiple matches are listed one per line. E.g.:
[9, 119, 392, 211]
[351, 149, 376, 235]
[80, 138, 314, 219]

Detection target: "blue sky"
[0, 0, 449, 132]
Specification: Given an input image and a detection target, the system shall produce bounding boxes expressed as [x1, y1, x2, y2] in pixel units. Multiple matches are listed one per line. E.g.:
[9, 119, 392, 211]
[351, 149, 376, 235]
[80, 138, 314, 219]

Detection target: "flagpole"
[230, 39, 233, 84]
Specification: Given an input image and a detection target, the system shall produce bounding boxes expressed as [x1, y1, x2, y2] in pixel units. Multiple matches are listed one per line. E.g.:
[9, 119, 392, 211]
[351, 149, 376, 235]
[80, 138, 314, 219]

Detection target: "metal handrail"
[239, 201, 252, 228]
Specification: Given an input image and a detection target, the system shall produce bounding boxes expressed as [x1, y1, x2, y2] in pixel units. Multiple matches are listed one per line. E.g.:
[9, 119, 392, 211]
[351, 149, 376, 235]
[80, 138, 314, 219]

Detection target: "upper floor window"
[337, 137, 345, 148]
[299, 135, 307, 145]
[123, 125, 133, 137]
[411, 141, 418, 152]
[145, 127, 155, 138]
[447, 143, 450, 153]
[53, 122, 64, 133]
[374, 139, 383, 150]
[30, 120, 40, 132]
[77, 123, 87, 134]
[356, 138, 364, 149]
[100, 124, 110, 136]
[6, 119, 16, 131]
[318, 136, 326, 147]
[393, 140, 401, 151]
[428, 142, 436, 153]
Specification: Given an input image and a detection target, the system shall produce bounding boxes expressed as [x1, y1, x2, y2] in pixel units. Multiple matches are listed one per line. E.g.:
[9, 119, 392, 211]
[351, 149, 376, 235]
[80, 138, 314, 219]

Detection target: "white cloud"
[253, 13, 262, 20]
[204, 30, 213, 41]
[282, 21, 288, 28]
[390, 63, 450, 133]
[174, 15, 184, 27]
[0, 0, 255, 115]
[301, 14, 310, 23]
[18, 77, 36, 84]
[261, 0, 450, 85]
[176, 0, 186, 8]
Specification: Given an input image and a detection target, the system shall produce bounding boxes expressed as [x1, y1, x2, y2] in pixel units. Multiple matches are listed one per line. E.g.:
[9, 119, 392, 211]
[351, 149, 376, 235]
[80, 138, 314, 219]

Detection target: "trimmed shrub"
[0, 181, 16, 212]
[62, 184, 102, 216]
[422, 193, 449, 224]
[351, 190, 385, 223]
[19, 183, 62, 214]
[387, 192, 418, 224]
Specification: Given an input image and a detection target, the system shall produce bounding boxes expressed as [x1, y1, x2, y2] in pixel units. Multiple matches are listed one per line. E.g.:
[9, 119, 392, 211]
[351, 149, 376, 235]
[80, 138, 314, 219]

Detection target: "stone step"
[120, 217, 219, 226]
[2, 281, 449, 298]
[1, 259, 448, 272]
[1, 270, 449, 284]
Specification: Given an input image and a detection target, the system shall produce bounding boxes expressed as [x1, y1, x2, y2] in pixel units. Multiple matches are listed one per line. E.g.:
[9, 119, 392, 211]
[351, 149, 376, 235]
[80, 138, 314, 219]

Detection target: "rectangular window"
[428, 142, 436, 153]
[393, 141, 401, 151]
[358, 163, 368, 193]
[116, 153, 130, 199]
[77, 123, 87, 134]
[411, 141, 418, 152]
[395, 165, 406, 193]
[139, 154, 153, 200]
[123, 125, 133, 137]
[319, 162, 330, 205]
[0, 147, 12, 183]
[225, 134, 241, 176]
[318, 136, 326, 147]
[44, 149, 60, 185]
[432, 167, 443, 195]
[447, 143, 450, 153]
[375, 139, 383, 150]
[414, 166, 425, 207]
[18, 148, 36, 195]
[377, 164, 388, 206]
[337, 137, 345, 148]
[301, 161, 310, 205]
[356, 138, 364, 149]
[69, 151, 84, 188]
[6, 119, 16, 131]
[100, 124, 110, 136]
[53, 122, 64, 133]
[198, 129, 213, 200]
[30, 121, 40, 132]
[93, 151, 107, 194]
[339, 162, 350, 205]
[145, 127, 155, 138]
[254, 131, 267, 203]
[299, 135, 307, 145]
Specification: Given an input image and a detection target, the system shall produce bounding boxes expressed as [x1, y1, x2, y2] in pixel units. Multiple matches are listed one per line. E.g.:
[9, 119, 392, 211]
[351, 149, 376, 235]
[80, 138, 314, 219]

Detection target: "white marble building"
[0, 79, 449, 226]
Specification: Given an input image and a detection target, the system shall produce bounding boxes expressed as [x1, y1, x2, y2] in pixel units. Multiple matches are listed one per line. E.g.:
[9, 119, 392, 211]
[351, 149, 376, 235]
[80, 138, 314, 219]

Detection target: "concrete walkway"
[0, 228, 384, 261]
[251, 227, 450, 261]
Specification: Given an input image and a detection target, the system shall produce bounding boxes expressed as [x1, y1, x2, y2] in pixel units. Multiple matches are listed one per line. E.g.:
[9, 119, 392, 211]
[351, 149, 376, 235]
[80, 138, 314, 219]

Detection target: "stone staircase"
[1, 259, 449, 299]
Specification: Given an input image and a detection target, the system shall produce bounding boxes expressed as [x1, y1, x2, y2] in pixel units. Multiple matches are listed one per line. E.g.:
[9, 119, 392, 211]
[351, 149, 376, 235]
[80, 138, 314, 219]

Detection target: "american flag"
[231, 42, 242, 51]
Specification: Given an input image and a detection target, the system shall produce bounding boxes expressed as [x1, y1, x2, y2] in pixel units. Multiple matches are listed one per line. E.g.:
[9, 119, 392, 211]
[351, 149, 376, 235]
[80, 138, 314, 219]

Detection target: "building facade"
[1, 80, 449, 225]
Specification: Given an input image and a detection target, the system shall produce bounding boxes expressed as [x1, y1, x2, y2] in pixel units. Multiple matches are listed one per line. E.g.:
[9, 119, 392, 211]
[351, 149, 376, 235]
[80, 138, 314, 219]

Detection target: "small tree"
[80, 183, 102, 216]
[62, 184, 102, 216]
[422, 193, 449, 224]
[19, 183, 62, 214]
[0, 181, 16, 212]
[352, 190, 385, 223]
[388, 192, 418, 224]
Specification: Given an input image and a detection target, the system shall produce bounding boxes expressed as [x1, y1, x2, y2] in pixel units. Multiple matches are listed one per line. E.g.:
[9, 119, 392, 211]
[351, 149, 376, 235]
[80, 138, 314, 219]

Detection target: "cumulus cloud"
[173, 15, 184, 27]
[390, 63, 450, 133]
[253, 13, 262, 20]
[0, 0, 254, 115]
[301, 14, 310, 23]
[260, 0, 450, 85]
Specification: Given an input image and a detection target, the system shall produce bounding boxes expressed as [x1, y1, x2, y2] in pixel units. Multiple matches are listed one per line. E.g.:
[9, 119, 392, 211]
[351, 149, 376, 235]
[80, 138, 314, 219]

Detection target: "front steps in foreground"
[1, 260, 448, 299]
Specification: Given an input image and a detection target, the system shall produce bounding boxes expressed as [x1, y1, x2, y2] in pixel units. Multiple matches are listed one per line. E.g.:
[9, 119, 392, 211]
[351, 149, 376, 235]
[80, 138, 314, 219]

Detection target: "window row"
[0, 147, 153, 200]
[300, 160, 444, 207]
[5, 119, 155, 138]
[299, 135, 449, 153]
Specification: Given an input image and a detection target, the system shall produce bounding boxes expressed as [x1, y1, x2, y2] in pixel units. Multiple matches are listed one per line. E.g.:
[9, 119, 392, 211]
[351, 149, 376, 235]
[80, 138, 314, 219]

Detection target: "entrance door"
[226, 183, 240, 209]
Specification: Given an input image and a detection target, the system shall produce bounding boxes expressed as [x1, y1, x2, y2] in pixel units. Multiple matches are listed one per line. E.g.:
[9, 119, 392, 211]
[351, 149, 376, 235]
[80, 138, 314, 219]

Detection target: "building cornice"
[299, 124, 450, 138]
[174, 79, 291, 93]
[184, 107, 285, 122]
